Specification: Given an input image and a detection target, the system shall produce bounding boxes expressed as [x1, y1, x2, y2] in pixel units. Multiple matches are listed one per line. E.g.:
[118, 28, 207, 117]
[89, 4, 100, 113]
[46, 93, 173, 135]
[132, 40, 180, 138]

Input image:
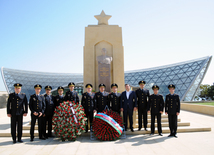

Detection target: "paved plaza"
[0, 109, 213, 155]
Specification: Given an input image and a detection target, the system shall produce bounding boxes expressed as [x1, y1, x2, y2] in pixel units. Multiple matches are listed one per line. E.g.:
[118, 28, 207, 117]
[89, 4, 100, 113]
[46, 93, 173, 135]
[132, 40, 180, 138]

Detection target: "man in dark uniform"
[94, 84, 109, 113]
[120, 84, 137, 132]
[165, 84, 180, 138]
[148, 85, 164, 136]
[43, 85, 55, 138]
[108, 83, 121, 114]
[7, 83, 28, 143]
[135, 80, 150, 131]
[81, 84, 95, 132]
[64, 82, 79, 103]
[29, 84, 46, 141]
[54, 86, 64, 106]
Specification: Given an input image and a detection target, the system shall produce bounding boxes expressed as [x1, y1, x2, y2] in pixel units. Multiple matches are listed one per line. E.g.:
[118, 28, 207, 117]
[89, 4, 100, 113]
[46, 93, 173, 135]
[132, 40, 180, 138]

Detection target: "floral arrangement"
[52, 101, 87, 141]
[92, 110, 123, 141]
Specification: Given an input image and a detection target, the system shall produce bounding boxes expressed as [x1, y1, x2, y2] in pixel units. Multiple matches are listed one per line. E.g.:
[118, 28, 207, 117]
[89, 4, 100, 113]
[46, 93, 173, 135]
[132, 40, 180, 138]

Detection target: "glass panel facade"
[1, 56, 212, 101]
[1, 68, 83, 100]
[125, 56, 212, 101]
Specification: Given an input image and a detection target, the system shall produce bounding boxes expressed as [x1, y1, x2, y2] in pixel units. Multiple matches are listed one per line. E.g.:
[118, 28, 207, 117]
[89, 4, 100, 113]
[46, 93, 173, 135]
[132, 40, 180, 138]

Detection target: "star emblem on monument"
[94, 10, 112, 25]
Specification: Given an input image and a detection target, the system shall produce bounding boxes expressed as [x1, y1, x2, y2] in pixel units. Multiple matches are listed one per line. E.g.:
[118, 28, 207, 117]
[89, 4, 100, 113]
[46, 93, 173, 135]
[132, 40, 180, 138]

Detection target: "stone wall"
[181, 102, 214, 116]
[0, 91, 8, 108]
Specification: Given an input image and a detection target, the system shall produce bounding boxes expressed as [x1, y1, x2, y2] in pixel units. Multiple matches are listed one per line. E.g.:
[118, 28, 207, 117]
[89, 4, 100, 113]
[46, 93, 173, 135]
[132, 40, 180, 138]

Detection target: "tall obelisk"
[83, 10, 124, 92]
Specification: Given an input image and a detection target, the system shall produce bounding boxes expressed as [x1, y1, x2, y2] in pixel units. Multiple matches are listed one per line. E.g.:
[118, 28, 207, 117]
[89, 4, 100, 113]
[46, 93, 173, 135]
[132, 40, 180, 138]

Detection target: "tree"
[207, 85, 214, 100]
[198, 84, 211, 100]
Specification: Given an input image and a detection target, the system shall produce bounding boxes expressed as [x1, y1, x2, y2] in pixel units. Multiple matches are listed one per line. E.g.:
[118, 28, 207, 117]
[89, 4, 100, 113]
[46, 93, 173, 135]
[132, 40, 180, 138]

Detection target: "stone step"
[136, 115, 168, 118]
[0, 127, 211, 137]
[135, 118, 181, 123]
[22, 122, 190, 130]
[28, 117, 175, 125]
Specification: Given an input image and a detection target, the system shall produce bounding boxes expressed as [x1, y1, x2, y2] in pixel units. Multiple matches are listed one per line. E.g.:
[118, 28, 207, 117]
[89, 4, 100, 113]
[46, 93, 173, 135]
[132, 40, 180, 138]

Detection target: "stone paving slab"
[0, 110, 213, 154]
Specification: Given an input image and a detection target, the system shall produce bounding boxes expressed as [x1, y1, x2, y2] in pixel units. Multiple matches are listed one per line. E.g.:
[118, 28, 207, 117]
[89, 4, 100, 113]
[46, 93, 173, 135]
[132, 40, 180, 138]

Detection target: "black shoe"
[30, 138, 34, 142]
[144, 128, 148, 131]
[18, 140, 23, 143]
[168, 134, 173, 137]
[159, 133, 163, 136]
[174, 135, 178, 138]
[131, 129, 134, 132]
[13, 140, 16, 144]
[150, 133, 154, 136]
[39, 137, 46, 140]
[138, 128, 141, 131]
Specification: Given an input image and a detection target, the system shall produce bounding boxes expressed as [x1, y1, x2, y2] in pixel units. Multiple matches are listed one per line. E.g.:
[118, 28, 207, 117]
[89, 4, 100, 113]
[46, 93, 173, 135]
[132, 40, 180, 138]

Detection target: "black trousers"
[123, 108, 133, 130]
[168, 114, 177, 135]
[11, 115, 23, 141]
[151, 113, 162, 134]
[85, 111, 93, 132]
[44, 115, 53, 136]
[30, 114, 44, 139]
[138, 107, 148, 129]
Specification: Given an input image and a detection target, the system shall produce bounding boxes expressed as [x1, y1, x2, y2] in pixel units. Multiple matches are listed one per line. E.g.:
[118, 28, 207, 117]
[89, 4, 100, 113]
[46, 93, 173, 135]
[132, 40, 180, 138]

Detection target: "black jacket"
[64, 91, 79, 103]
[7, 92, 28, 116]
[165, 94, 180, 115]
[94, 91, 109, 112]
[44, 94, 55, 116]
[29, 94, 46, 114]
[120, 91, 137, 110]
[135, 88, 150, 109]
[108, 92, 121, 112]
[81, 92, 95, 112]
[54, 95, 64, 106]
[148, 94, 164, 114]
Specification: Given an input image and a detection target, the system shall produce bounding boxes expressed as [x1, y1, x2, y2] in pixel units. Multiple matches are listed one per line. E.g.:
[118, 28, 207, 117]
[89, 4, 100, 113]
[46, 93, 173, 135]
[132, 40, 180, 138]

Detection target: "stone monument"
[83, 10, 125, 92]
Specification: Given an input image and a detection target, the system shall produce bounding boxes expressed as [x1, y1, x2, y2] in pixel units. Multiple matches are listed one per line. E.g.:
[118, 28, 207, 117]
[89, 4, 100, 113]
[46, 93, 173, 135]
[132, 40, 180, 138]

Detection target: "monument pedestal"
[83, 11, 124, 93]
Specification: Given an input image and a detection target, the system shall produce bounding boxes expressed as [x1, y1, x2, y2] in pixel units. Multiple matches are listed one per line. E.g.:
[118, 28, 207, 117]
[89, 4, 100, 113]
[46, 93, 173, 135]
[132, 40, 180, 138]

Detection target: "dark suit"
[120, 91, 137, 130]
[108, 92, 121, 114]
[148, 94, 164, 134]
[165, 94, 180, 135]
[29, 94, 46, 139]
[81, 92, 95, 132]
[94, 91, 109, 113]
[44, 94, 56, 137]
[135, 88, 150, 129]
[54, 95, 64, 106]
[64, 91, 79, 103]
[7, 92, 28, 141]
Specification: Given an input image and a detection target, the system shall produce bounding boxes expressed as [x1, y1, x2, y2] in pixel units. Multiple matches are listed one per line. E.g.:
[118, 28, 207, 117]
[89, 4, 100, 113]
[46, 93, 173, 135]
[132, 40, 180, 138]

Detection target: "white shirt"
[126, 90, 131, 99]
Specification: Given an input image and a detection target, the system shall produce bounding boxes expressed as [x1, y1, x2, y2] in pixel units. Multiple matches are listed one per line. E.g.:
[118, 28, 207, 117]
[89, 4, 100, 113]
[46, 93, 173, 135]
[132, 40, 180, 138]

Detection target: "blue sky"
[0, 0, 213, 91]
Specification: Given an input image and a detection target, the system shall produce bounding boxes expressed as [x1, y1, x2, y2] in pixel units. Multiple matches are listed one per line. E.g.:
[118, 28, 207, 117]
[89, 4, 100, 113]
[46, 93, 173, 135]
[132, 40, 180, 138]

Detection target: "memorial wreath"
[92, 110, 123, 141]
[52, 101, 87, 141]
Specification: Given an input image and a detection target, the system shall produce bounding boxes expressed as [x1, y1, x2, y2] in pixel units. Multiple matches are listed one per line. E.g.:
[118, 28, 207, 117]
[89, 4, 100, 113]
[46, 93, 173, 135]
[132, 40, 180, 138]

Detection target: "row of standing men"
[7, 81, 180, 143]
